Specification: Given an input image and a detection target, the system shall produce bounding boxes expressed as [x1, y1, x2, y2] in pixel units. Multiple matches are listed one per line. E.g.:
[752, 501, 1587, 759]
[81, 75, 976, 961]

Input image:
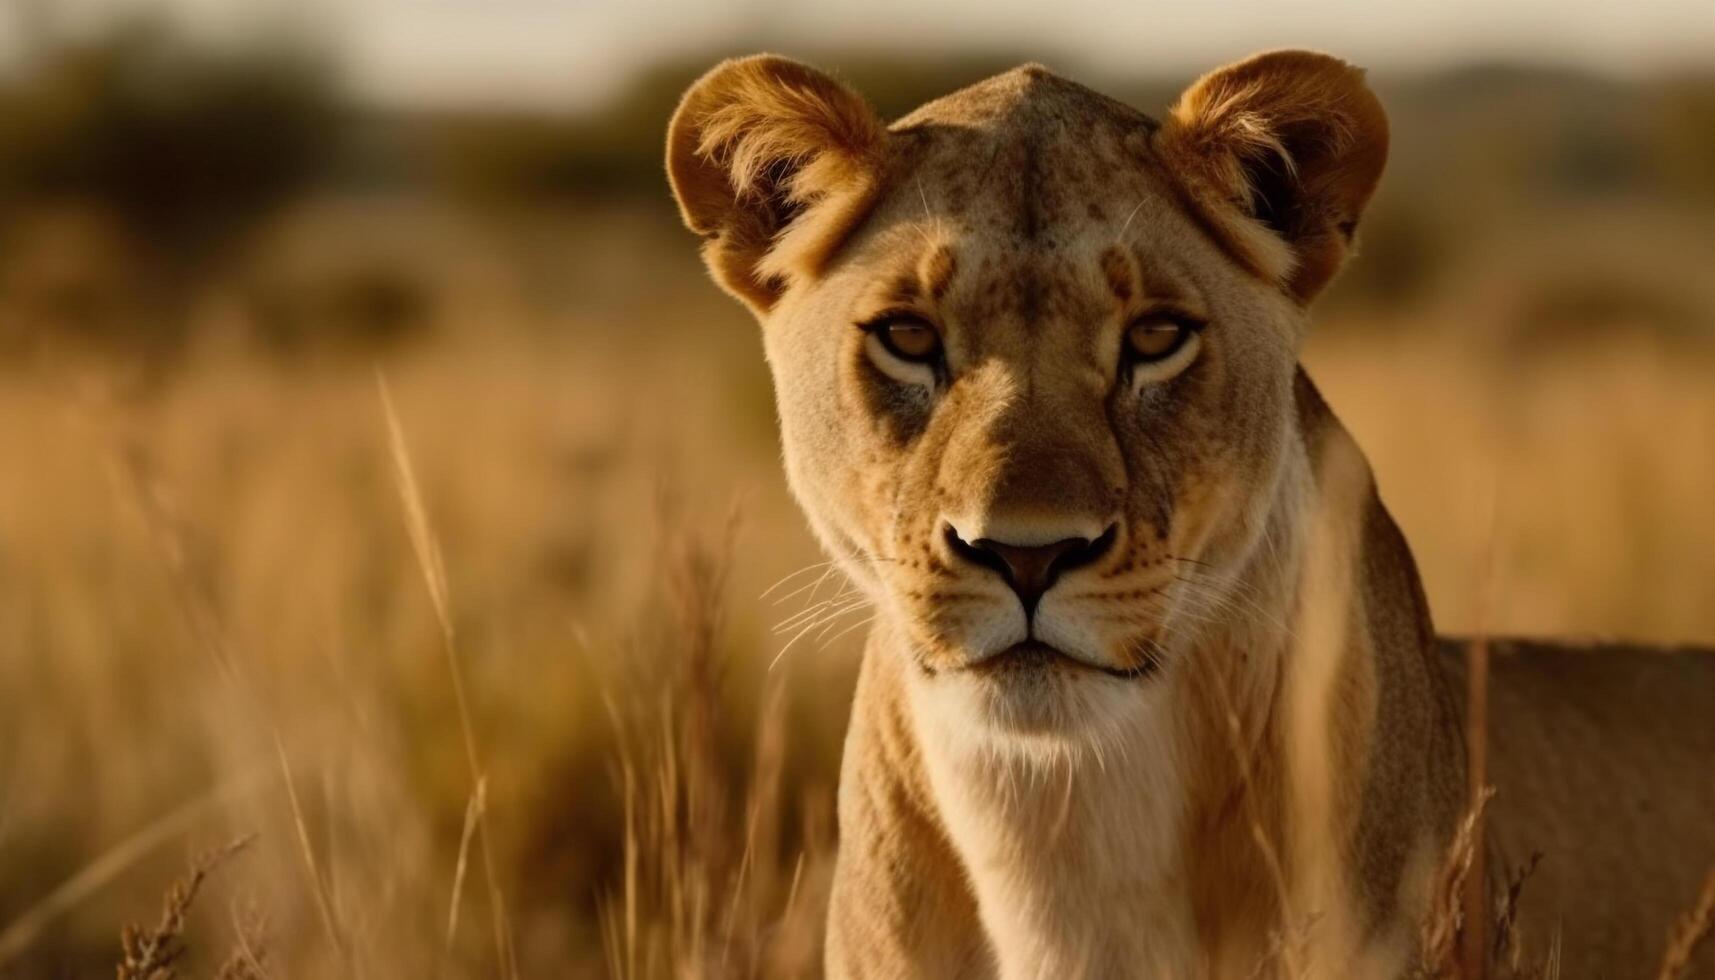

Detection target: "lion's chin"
[912, 641, 1157, 748]
[967, 640, 1158, 681]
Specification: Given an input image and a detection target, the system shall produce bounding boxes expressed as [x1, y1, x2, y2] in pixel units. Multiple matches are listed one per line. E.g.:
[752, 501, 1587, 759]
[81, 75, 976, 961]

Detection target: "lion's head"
[668, 52, 1387, 743]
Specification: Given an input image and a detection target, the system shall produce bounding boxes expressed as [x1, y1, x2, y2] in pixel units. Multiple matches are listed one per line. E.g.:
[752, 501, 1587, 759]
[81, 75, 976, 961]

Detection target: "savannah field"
[1, 30, 1714, 980]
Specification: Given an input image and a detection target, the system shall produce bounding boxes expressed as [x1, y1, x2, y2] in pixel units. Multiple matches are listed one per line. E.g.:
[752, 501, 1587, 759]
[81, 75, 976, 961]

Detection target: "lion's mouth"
[966, 640, 1158, 680]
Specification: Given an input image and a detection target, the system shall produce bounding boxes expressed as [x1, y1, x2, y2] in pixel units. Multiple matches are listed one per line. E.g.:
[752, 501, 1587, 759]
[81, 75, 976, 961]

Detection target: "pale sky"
[8, 0, 1715, 110]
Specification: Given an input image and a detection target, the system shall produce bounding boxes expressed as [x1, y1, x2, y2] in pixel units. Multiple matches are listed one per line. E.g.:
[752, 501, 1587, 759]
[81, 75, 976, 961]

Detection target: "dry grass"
[0, 324, 846, 977]
[380, 373, 517, 979]
[116, 837, 254, 980]
[1657, 868, 1715, 980]
[595, 508, 830, 980]
[0, 212, 1709, 977]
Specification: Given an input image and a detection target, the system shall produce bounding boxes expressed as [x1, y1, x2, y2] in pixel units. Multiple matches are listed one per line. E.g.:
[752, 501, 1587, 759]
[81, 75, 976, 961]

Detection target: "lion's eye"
[860, 313, 946, 388]
[874, 317, 943, 363]
[1122, 312, 1204, 387]
[1124, 316, 1193, 362]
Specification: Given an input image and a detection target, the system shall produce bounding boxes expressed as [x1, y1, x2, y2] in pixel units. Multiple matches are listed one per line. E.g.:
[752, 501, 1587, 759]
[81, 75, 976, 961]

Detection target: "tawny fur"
[666, 50, 1715, 980]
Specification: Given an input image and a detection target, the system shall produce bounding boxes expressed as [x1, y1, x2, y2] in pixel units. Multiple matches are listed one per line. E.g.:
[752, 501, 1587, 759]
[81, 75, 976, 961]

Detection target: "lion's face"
[669, 55, 1387, 740]
[763, 99, 1303, 734]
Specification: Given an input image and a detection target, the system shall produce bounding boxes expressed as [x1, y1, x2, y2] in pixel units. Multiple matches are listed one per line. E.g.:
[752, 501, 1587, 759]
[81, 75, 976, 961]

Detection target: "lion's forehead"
[947, 252, 1127, 363]
[850, 68, 1218, 344]
[890, 66, 1168, 238]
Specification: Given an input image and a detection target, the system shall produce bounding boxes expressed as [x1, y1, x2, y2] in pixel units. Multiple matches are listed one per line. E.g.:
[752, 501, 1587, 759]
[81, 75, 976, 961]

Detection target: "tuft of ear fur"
[1159, 50, 1388, 303]
[666, 55, 888, 314]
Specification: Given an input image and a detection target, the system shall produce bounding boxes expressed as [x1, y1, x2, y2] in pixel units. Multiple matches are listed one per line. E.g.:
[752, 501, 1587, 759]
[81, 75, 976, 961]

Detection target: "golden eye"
[1125, 315, 1194, 363]
[875, 317, 943, 363]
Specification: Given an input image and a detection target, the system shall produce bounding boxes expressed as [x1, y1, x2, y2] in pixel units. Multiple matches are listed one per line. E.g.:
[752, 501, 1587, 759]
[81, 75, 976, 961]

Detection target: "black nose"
[945, 524, 1118, 615]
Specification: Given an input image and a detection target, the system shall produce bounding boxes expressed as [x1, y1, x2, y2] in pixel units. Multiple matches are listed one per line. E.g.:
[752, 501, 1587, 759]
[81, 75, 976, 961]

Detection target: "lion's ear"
[667, 55, 888, 315]
[1158, 50, 1388, 303]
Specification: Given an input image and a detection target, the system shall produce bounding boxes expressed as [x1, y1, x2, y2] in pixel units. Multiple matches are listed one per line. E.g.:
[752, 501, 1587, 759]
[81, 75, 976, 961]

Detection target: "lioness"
[665, 51, 1715, 979]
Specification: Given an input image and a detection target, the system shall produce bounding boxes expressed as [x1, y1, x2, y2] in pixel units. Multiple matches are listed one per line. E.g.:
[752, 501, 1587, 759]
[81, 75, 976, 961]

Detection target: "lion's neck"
[905, 670, 1205, 977]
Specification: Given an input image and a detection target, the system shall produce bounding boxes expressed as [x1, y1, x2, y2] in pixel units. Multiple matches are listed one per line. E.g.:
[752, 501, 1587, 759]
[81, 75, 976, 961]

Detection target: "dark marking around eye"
[1100, 246, 1135, 304]
[856, 349, 932, 447]
[1106, 382, 1181, 551]
[886, 273, 921, 307]
[922, 246, 958, 301]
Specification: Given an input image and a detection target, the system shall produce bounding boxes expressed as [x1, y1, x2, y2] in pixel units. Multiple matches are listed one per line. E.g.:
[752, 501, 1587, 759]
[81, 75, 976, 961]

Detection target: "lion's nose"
[944, 524, 1118, 616]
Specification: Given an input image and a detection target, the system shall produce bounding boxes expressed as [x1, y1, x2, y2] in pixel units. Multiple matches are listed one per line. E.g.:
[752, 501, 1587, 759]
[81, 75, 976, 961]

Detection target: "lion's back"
[1438, 637, 1715, 978]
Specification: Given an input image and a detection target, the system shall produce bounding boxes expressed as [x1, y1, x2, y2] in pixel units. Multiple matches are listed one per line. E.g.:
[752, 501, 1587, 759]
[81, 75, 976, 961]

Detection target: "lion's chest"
[915, 711, 1202, 979]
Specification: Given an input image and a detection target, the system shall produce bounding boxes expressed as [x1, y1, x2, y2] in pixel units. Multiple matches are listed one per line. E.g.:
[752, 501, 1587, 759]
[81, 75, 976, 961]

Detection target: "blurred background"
[0, 1, 1711, 977]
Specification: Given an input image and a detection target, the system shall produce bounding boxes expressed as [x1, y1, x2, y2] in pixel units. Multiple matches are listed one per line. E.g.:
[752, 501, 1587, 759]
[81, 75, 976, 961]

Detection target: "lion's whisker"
[759, 559, 837, 601]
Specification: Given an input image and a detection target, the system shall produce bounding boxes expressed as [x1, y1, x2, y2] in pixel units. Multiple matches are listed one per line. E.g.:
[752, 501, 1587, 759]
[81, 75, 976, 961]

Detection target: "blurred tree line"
[0, 22, 1713, 359]
[0, 22, 336, 260]
[0, 22, 340, 353]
